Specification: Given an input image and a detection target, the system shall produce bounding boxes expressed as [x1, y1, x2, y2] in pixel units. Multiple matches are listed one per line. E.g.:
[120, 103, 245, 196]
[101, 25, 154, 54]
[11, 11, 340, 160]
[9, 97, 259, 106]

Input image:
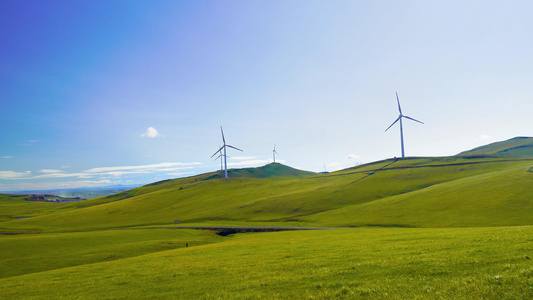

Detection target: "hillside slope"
[304, 164, 533, 227]
[2, 155, 533, 231]
[458, 136, 533, 157]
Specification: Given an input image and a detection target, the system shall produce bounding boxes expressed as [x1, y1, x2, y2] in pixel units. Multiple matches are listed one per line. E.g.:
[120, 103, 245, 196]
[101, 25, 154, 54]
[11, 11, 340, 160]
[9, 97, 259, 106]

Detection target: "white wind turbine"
[385, 92, 424, 158]
[213, 145, 223, 171]
[272, 144, 279, 163]
[211, 127, 242, 178]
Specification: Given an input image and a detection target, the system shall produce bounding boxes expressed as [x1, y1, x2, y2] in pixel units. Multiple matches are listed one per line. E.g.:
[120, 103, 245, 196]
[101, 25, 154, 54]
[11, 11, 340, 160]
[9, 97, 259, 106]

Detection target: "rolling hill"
[1, 137, 533, 232]
[458, 136, 533, 157]
[2, 137, 533, 299]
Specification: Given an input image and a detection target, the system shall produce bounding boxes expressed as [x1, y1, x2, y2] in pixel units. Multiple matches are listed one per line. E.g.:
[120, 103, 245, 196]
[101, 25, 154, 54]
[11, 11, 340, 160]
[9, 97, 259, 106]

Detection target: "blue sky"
[1, 0, 533, 191]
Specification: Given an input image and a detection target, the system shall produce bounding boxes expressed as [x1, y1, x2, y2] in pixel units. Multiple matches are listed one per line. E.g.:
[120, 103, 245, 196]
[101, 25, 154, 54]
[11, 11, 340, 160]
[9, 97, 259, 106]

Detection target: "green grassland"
[0, 194, 68, 223]
[1, 138, 533, 298]
[1, 227, 532, 299]
[2, 156, 532, 232]
[458, 136, 533, 157]
[0, 228, 224, 279]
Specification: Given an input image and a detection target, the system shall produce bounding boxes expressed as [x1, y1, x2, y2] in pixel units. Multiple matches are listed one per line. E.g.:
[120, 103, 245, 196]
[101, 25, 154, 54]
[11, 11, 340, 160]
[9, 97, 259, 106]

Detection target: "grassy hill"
[2, 144, 533, 232]
[207, 162, 316, 179]
[0, 194, 67, 223]
[458, 136, 533, 157]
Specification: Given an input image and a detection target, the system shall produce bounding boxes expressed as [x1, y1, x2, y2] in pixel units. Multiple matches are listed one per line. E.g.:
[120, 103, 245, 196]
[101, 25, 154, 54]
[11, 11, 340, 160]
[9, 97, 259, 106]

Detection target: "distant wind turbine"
[211, 127, 243, 178]
[385, 92, 424, 158]
[272, 144, 279, 163]
[213, 145, 223, 171]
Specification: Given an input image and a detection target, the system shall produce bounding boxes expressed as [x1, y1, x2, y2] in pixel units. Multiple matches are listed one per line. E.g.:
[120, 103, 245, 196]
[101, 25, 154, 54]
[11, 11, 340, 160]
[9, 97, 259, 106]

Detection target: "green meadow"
[1, 137, 533, 298]
[1, 227, 533, 299]
[2, 156, 532, 232]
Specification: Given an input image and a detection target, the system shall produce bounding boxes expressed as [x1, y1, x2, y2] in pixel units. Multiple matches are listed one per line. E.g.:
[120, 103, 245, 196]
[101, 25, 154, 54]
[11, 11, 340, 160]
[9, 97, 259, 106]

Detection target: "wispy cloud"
[34, 172, 90, 179]
[2, 156, 13, 159]
[1, 162, 202, 181]
[85, 162, 200, 174]
[227, 159, 269, 167]
[321, 154, 363, 173]
[0, 171, 31, 180]
[21, 140, 40, 146]
[346, 154, 362, 160]
[229, 156, 257, 160]
[39, 169, 63, 174]
[166, 171, 193, 177]
[141, 127, 161, 138]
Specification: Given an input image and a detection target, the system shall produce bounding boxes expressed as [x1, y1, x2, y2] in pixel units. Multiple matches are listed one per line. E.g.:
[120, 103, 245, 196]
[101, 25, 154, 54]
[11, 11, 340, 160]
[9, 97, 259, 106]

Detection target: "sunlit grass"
[1, 227, 532, 299]
[0, 228, 225, 279]
[0, 194, 66, 223]
[2, 157, 532, 232]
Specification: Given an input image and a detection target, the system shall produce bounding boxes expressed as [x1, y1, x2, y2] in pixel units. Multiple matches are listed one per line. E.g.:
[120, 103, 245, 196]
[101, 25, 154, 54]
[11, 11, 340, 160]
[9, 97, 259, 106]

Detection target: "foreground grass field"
[1, 226, 532, 299]
[0, 229, 225, 279]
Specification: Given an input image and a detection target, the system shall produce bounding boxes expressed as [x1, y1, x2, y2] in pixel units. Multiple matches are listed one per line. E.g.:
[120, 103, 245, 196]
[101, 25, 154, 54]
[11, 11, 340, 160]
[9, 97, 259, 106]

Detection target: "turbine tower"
[211, 127, 242, 178]
[213, 145, 223, 171]
[385, 92, 424, 158]
[272, 144, 279, 163]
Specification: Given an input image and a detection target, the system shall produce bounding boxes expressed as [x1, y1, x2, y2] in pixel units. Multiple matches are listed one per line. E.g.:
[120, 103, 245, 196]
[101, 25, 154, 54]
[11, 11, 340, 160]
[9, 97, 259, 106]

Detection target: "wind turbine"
[385, 92, 424, 158]
[211, 127, 242, 178]
[213, 145, 223, 171]
[272, 144, 279, 163]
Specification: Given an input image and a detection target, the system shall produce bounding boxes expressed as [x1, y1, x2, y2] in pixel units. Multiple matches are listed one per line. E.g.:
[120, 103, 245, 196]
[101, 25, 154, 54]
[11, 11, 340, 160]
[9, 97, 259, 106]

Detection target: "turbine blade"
[385, 117, 401, 132]
[403, 115, 424, 124]
[220, 126, 226, 144]
[211, 146, 224, 158]
[396, 92, 402, 114]
[227, 145, 243, 152]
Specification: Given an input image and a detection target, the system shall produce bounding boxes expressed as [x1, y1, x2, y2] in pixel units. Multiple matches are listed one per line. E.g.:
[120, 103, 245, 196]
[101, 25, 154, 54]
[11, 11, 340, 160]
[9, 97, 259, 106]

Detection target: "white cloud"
[0, 171, 31, 180]
[479, 134, 493, 140]
[346, 154, 362, 160]
[39, 169, 63, 174]
[1, 162, 202, 182]
[319, 154, 363, 173]
[85, 162, 201, 174]
[166, 172, 193, 177]
[34, 172, 90, 179]
[227, 159, 269, 167]
[141, 127, 161, 138]
[229, 156, 256, 160]
[2, 156, 13, 159]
